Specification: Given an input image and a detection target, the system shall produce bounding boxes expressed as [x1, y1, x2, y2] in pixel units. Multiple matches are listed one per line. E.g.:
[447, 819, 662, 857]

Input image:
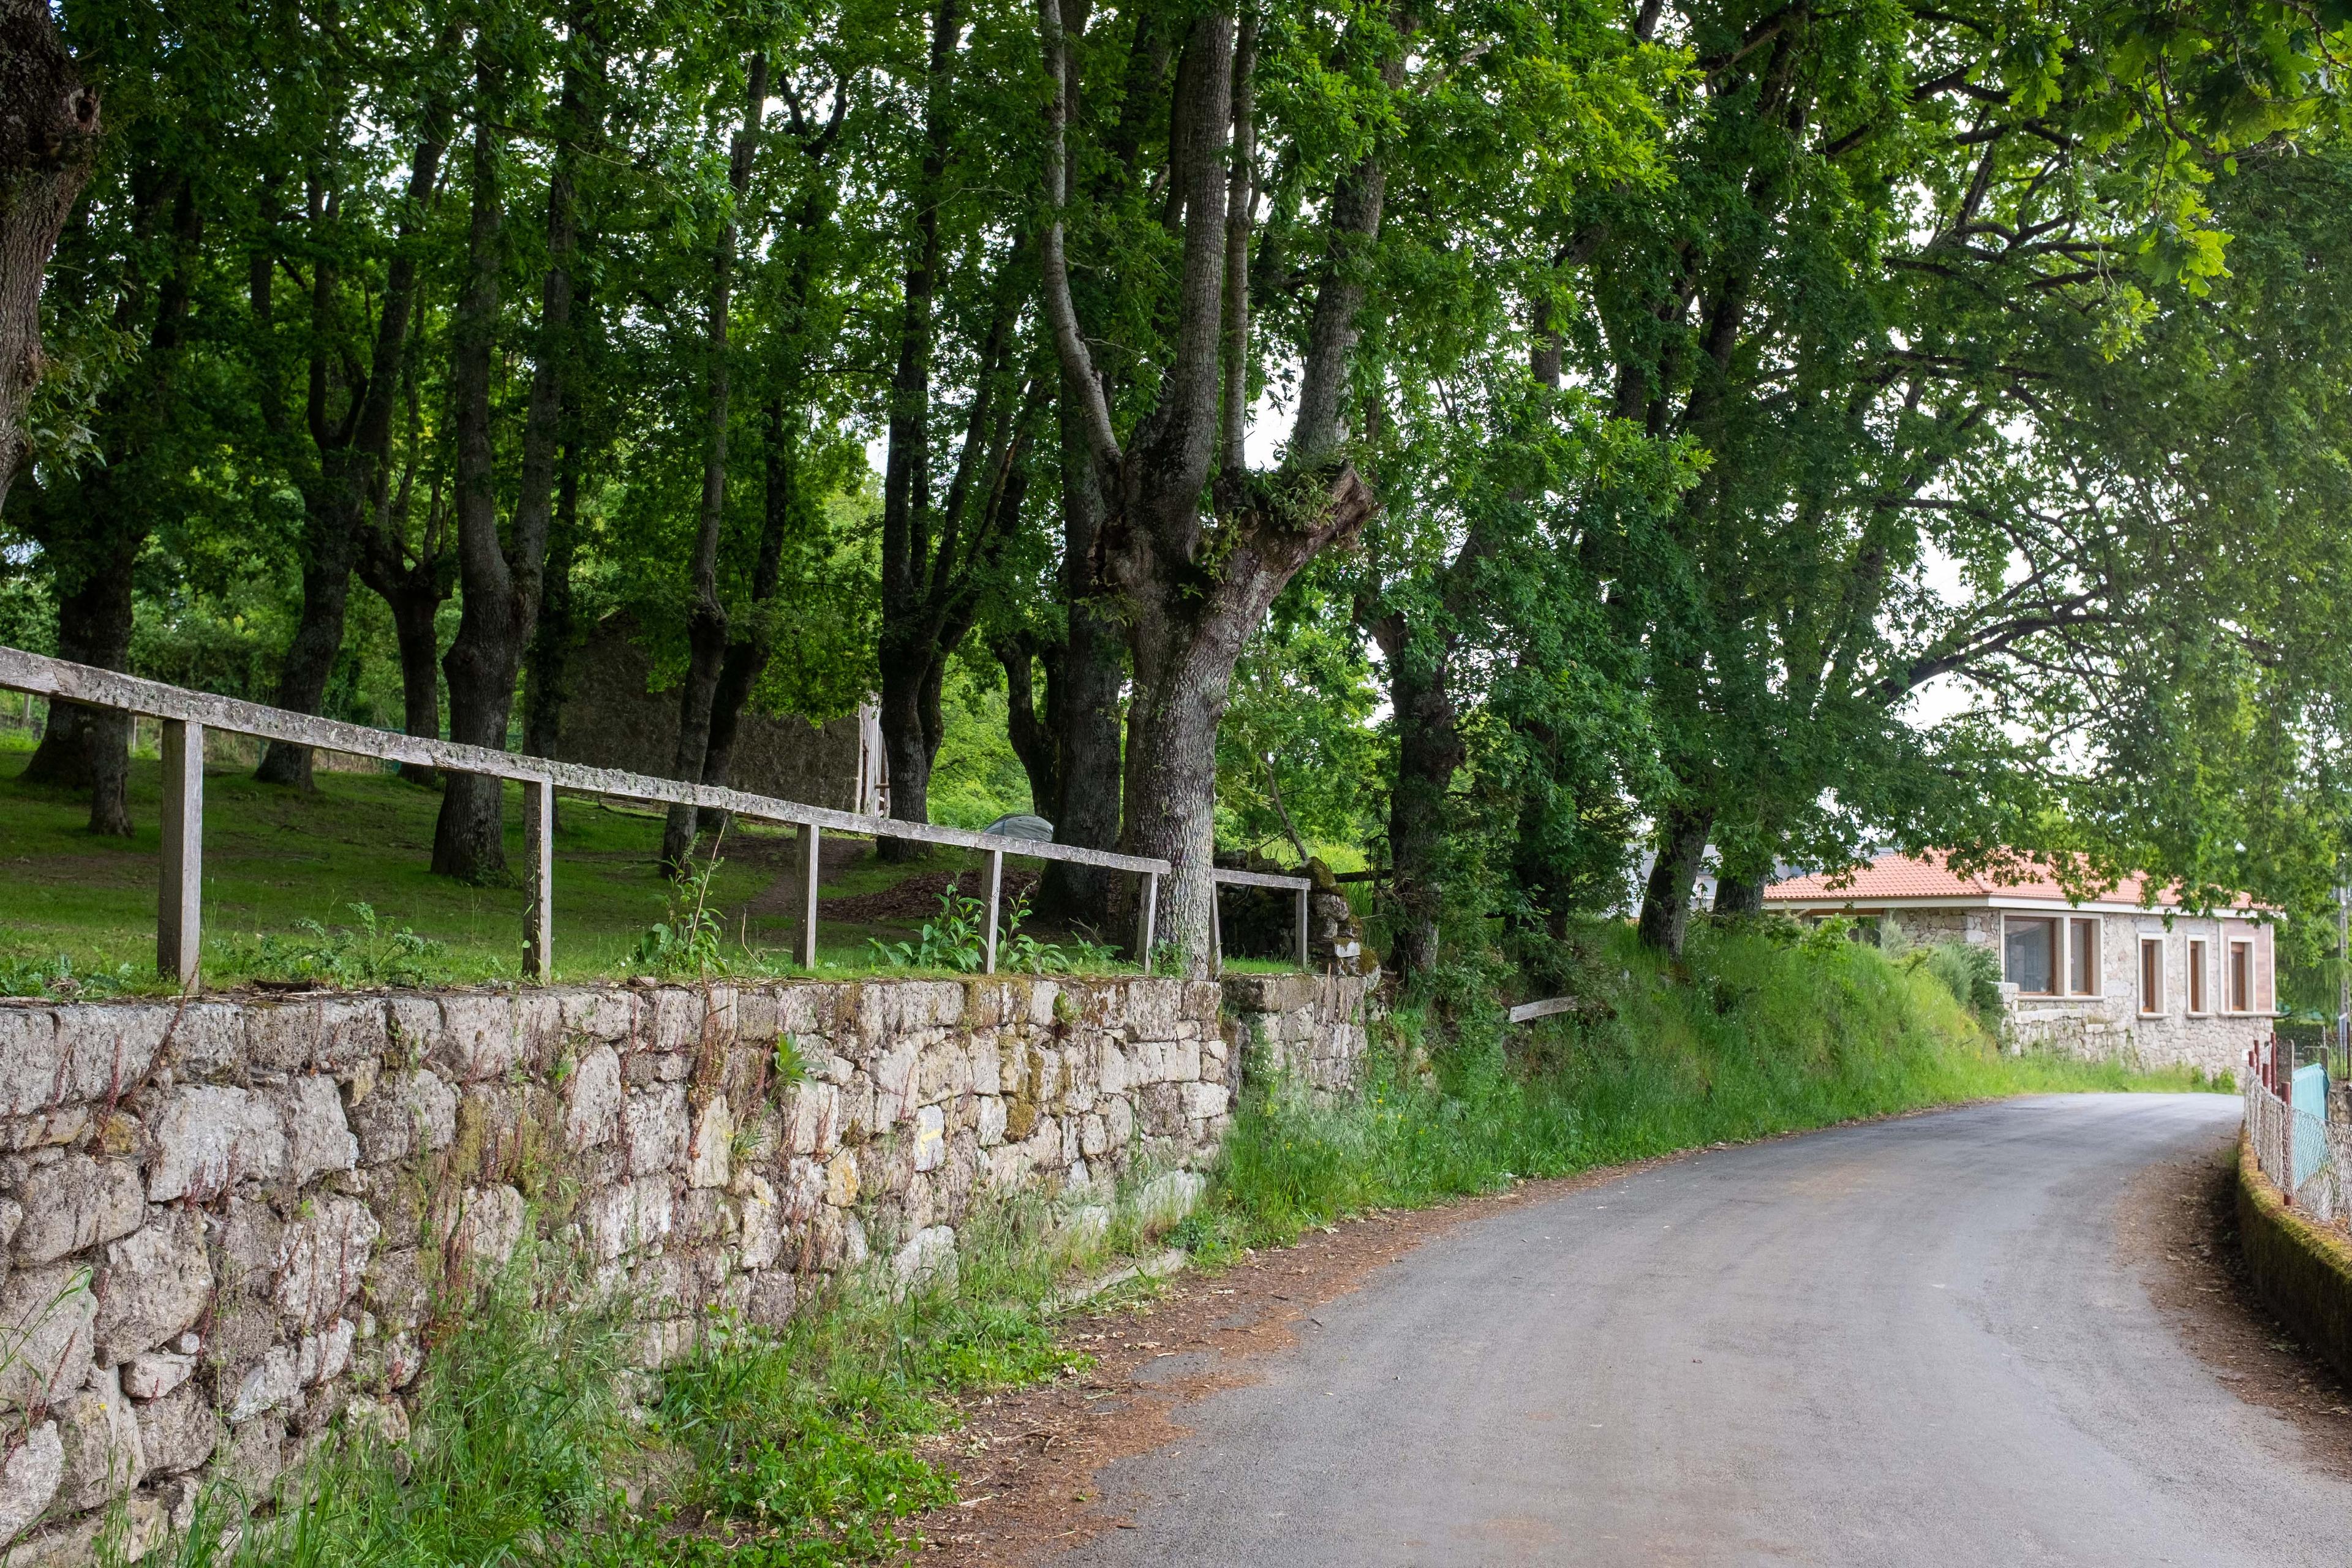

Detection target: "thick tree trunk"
[432, 49, 580, 881]
[521, 443, 581, 763]
[0, 0, 101, 513]
[1636, 802, 1714, 956]
[661, 53, 766, 873]
[257, 492, 360, 786]
[1038, 395, 1123, 927]
[20, 545, 135, 839]
[261, 121, 448, 786]
[1378, 619, 1463, 981]
[998, 635, 1061, 821]
[875, 654, 933, 845]
[1712, 873, 1765, 914]
[382, 569, 445, 783]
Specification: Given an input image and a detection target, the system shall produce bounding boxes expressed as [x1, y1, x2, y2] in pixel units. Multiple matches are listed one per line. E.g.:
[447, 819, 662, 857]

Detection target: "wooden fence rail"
[0, 645, 1176, 986]
[1207, 865, 1315, 973]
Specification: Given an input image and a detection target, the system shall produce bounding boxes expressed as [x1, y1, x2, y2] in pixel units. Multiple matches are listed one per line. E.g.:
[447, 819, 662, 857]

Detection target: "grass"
[0, 751, 1140, 993]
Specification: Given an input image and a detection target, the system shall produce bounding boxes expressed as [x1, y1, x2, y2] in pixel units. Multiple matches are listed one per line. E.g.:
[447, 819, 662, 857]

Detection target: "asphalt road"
[1054, 1094, 2352, 1567]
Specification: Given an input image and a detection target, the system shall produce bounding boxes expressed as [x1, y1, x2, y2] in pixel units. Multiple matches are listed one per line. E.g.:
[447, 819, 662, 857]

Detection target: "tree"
[0, 0, 102, 513]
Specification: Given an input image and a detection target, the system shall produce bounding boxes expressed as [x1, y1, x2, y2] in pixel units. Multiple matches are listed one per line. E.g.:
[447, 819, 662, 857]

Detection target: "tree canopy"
[6, 0, 2352, 979]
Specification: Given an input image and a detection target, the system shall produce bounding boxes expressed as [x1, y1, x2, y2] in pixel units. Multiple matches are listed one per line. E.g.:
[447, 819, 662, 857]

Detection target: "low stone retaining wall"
[2235, 1133, 2352, 1387]
[0, 971, 1374, 1563]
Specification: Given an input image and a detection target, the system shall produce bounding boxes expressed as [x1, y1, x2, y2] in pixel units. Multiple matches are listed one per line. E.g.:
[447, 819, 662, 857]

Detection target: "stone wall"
[0, 971, 1368, 1563]
[1221, 973, 1377, 1101]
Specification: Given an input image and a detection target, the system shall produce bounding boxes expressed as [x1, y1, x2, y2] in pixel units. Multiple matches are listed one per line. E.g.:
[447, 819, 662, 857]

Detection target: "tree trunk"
[20, 543, 135, 839]
[1712, 873, 1765, 914]
[1636, 802, 1715, 956]
[661, 53, 767, 874]
[522, 440, 582, 763]
[1377, 616, 1463, 981]
[260, 119, 448, 786]
[0, 0, 101, 513]
[255, 495, 360, 786]
[1038, 394, 1123, 927]
[382, 568, 445, 783]
[998, 635, 1061, 821]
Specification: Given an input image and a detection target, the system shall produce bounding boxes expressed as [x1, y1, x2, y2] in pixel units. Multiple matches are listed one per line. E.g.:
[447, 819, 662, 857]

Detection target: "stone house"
[1764, 851, 2278, 1076]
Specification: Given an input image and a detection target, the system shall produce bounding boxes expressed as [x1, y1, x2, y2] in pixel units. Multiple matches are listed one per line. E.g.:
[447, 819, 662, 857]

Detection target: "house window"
[2139, 938, 2163, 1016]
[2004, 918, 2058, 995]
[2068, 918, 2098, 996]
[2229, 941, 2252, 1013]
[2187, 939, 2208, 1014]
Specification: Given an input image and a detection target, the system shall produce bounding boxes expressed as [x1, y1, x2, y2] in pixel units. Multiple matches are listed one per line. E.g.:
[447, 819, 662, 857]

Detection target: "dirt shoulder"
[2128, 1134, 2352, 1480]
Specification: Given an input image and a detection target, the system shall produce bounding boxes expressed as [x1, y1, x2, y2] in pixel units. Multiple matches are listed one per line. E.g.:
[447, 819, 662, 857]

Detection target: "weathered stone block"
[148, 1085, 285, 1202]
[745, 1269, 797, 1329]
[624, 1085, 688, 1176]
[228, 1346, 298, 1424]
[564, 1046, 622, 1150]
[911, 1104, 946, 1173]
[54, 1366, 143, 1511]
[646, 990, 704, 1053]
[0, 1421, 61, 1549]
[891, 1226, 956, 1297]
[560, 988, 635, 1044]
[274, 1196, 380, 1330]
[121, 1351, 194, 1402]
[782, 1082, 840, 1156]
[687, 1095, 733, 1189]
[586, 1176, 674, 1262]
[0, 1266, 94, 1411]
[12, 1156, 143, 1265]
[352, 1069, 458, 1166]
[95, 1213, 211, 1363]
[295, 1319, 355, 1385]
[134, 1385, 218, 1480]
[165, 1003, 246, 1076]
[0, 1006, 168, 1119]
[280, 1074, 360, 1185]
[437, 993, 521, 1082]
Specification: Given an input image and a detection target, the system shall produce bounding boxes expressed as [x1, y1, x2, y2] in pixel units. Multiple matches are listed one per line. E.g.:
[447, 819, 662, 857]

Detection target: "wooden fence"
[0, 645, 1229, 987]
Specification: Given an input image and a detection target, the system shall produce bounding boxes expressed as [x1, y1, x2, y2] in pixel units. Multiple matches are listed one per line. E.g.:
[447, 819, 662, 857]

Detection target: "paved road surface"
[1054, 1095, 2352, 1567]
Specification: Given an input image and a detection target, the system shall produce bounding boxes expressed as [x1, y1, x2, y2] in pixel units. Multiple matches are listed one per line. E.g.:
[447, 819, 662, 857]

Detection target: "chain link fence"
[2246, 1035, 2349, 1227]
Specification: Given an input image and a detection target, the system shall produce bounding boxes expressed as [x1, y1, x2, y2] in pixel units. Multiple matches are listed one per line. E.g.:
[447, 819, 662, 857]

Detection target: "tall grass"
[1178, 918, 2220, 1252]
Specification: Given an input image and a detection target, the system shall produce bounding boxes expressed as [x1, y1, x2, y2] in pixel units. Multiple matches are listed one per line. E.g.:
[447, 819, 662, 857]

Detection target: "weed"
[0, 951, 145, 1000]
[216, 903, 451, 990]
[865, 886, 1104, 975]
[635, 856, 729, 978]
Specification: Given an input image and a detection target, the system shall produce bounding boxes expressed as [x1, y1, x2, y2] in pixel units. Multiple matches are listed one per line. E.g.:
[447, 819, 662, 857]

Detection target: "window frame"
[2067, 917, 2100, 997]
[2228, 939, 2253, 1014]
[2187, 938, 2209, 1015]
[2138, 937, 2164, 1017]
[2002, 915, 2061, 997]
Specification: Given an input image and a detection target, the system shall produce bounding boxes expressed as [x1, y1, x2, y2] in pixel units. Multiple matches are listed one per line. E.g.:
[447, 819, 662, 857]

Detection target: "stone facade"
[1862, 907, 2274, 1077]
[0, 973, 1370, 1562]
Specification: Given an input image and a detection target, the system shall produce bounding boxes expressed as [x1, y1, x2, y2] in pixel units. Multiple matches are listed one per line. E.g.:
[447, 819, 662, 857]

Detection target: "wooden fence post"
[1294, 885, 1310, 970]
[524, 778, 552, 983]
[1140, 872, 1159, 975]
[797, 823, 820, 969]
[984, 848, 1003, 974]
[1209, 882, 1223, 976]
[159, 718, 202, 987]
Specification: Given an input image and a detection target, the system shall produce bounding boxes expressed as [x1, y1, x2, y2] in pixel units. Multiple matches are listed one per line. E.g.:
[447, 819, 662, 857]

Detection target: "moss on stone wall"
[2236, 1132, 2352, 1384]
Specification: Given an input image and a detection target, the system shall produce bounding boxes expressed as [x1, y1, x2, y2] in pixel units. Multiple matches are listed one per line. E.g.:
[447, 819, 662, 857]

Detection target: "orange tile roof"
[1763, 851, 2255, 910]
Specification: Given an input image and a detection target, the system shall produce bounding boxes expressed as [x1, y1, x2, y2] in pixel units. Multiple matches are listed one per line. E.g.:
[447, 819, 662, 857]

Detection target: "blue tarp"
[2292, 1061, 2331, 1193]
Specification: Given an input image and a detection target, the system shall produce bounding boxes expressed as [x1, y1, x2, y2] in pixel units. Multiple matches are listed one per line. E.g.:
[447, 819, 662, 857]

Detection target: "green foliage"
[867, 886, 1106, 976]
[1920, 941, 2005, 1023]
[635, 858, 729, 978]
[218, 904, 451, 990]
[0, 952, 144, 1001]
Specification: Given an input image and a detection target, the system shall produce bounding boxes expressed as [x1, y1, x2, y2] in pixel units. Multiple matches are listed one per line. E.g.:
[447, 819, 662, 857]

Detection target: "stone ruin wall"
[0, 971, 1375, 1564]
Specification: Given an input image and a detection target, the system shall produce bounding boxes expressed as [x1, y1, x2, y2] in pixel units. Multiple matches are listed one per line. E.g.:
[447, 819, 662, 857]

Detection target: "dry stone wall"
[0, 971, 1366, 1564]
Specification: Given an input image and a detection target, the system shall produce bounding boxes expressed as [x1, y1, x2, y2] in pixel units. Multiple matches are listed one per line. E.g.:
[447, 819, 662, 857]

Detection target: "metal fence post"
[1140, 871, 1159, 976]
[797, 823, 820, 969]
[984, 847, 1003, 974]
[523, 777, 552, 983]
[159, 718, 202, 987]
